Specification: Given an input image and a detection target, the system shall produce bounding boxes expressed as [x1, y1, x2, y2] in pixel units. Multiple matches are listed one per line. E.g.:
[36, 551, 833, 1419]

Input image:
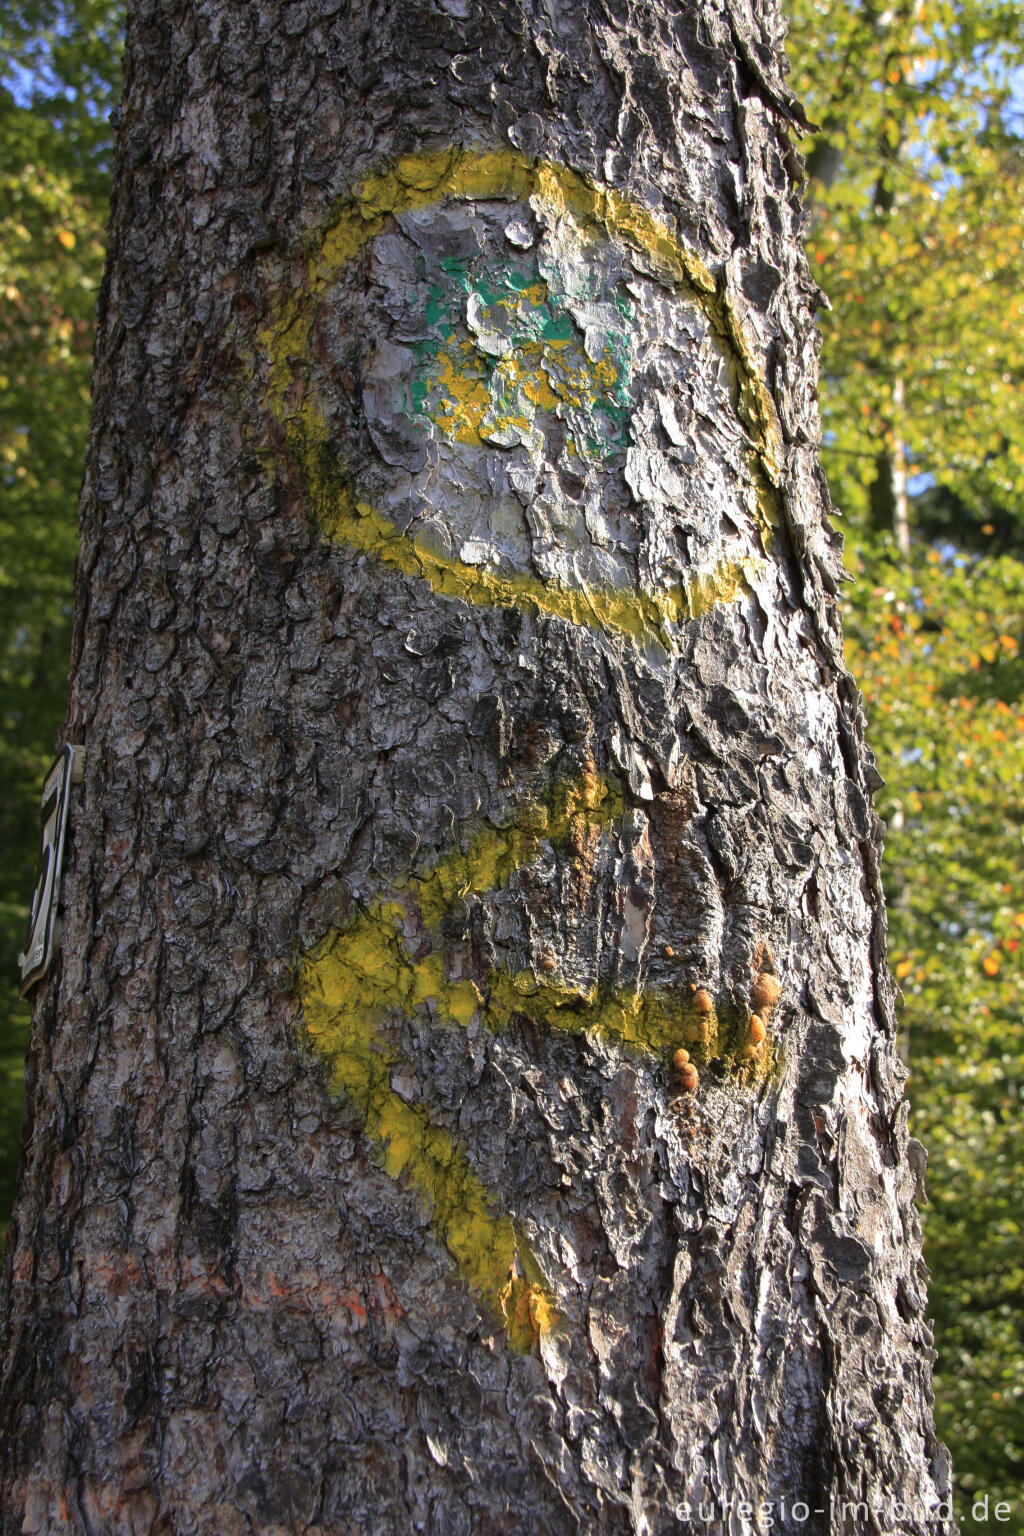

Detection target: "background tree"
[786, 0, 1024, 549]
[0, 0, 948, 1530]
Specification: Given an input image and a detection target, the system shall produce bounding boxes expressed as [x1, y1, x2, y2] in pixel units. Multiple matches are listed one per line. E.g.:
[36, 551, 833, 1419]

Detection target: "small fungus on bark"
[750, 972, 782, 1012]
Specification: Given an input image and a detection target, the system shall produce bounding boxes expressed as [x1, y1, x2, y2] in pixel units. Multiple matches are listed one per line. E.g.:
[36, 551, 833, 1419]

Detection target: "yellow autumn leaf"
[56, 229, 76, 250]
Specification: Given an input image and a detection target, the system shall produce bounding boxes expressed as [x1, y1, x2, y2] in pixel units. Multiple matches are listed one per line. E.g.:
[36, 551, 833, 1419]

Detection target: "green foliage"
[787, 0, 1024, 543]
[845, 540, 1024, 1524]
[1, 0, 122, 195]
[0, 0, 120, 1226]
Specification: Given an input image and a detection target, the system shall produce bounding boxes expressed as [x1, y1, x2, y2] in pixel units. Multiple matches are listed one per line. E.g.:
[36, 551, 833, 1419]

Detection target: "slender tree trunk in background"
[0, 2, 949, 1532]
[889, 376, 911, 557]
[869, 379, 910, 557]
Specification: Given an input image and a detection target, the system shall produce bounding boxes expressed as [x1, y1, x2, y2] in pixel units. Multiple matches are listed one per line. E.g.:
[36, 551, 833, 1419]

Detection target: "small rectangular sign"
[18, 744, 85, 998]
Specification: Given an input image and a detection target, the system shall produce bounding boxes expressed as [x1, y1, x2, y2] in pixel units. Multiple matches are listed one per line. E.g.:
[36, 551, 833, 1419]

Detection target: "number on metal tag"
[18, 745, 85, 997]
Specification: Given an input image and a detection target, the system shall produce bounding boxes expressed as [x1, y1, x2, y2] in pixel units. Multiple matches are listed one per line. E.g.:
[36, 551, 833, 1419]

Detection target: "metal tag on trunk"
[17, 744, 85, 997]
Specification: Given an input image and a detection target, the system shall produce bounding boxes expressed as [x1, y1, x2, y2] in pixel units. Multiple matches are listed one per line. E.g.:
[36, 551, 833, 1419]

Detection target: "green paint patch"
[408, 253, 635, 459]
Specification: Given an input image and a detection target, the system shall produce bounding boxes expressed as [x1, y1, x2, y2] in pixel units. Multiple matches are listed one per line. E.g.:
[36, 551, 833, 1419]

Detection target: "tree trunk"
[889, 376, 911, 558]
[869, 379, 910, 557]
[1, 2, 949, 1532]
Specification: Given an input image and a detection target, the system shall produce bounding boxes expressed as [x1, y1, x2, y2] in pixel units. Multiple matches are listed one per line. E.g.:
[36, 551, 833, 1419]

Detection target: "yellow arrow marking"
[299, 768, 771, 1350]
[299, 768, 619, 1349]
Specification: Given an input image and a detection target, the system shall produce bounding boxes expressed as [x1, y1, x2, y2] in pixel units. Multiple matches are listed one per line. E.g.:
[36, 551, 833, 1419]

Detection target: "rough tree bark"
[1, 1, 950, 1532]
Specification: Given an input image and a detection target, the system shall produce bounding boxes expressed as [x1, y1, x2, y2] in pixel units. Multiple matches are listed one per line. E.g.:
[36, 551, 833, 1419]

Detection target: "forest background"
[0, 0, 1021, 1523]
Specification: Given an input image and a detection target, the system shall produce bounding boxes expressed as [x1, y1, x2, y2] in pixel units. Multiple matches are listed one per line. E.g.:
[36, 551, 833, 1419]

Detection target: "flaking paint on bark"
[0, 1, 949, 1533]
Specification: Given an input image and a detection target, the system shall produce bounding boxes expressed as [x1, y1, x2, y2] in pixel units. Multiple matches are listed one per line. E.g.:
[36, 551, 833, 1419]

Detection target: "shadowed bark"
[0, 1, 950, 1532]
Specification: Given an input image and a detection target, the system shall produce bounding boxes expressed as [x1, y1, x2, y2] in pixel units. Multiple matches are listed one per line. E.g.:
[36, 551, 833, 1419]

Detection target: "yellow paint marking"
[414, 271, 629, 452]
[264, 148, 783, 488]
[302, 914, 557, 1353]
[299, 768, 776, 1350]
[422, 338, 491, 443]
[298, 768, 625, 1350]
[259, 150, 783, 638]
[422, 334, 611, 447]
[293, 407, 761, 650]
[268, 155, 790, 1350]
